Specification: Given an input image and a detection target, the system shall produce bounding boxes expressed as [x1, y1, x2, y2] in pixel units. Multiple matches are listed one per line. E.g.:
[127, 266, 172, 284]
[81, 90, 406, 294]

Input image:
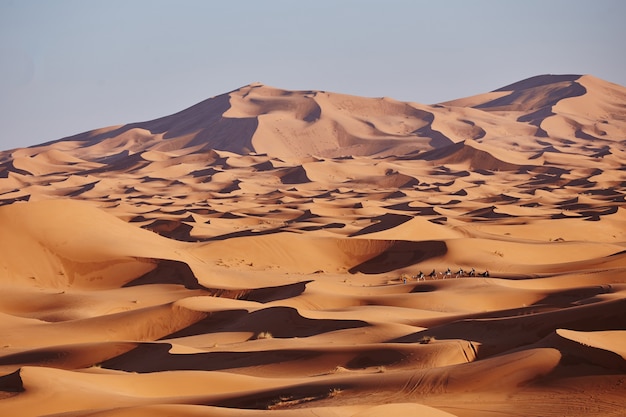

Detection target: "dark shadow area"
[580, 205, 618, 221]
[218, 179, 241, 194]
[241, 281, 311, 303]
[464, 205, 514, 219]
[349, 213, 412, 237]
[382, 203, 438, 215]
[349, 240, 447, 274]
[0, 194, 30, 206]
[417, 141, 466, 162]
[574, 128, 602, 141]
[278, 166, 311, 184]
[390, 298, 626, 360]
[101, 343, 403, 377]
[83, 152, 149, 175]
[418, 141, 522, 171]
[162, 309, 249, 339]
[345, 349, 406, 369]
[517, 106, 554, 124]
[289, 209, 319, 223]
[252, 160, 275, 171]
[142, 219, 195, 241]
[202, 227, 285, 242]
[66, 182, 97, 197]
[190, 166, 221, 178]
[162, 306, 369, 342]
[123, 259, 206, 290]
[479, 75, 584, 112]
[0, 370, 24, 393]
[37, 91, 259, 157]
[411, 110, 454, 149]
[299, 223, 345, 232]
[494, 74, 582, 92]
[384, 190, 410, 199]
[472, 194, 520, 204]
[100, 342, 325, 373]
[564, 178, 596, 188]
[532, 285, 613, 308]
[410, 284, 438, 293]
[0, 349, 66, 367]
[0, 161, 33, 178]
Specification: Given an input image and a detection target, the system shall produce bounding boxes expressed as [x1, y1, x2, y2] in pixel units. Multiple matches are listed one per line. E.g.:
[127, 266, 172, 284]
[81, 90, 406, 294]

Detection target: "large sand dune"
[0, 74, 625, 416]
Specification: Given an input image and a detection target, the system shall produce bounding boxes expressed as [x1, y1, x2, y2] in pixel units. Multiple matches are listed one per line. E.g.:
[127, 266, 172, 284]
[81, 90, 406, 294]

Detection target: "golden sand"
[0, 74, 624, 416]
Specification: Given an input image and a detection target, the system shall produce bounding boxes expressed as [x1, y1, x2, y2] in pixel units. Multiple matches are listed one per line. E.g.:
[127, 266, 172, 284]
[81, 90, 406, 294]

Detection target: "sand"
[0, 74, 625, 416]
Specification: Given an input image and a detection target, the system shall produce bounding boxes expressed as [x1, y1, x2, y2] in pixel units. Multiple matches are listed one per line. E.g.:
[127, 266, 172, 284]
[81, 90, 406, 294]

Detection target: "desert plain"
[0, 74, 625, 416]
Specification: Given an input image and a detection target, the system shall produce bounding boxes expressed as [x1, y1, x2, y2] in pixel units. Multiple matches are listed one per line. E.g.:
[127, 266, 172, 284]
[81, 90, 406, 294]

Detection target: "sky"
[1, 0, 625, 151]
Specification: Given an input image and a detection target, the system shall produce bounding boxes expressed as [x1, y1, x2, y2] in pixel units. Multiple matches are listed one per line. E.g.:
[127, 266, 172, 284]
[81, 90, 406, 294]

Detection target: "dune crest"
[1, 74, 625, 416]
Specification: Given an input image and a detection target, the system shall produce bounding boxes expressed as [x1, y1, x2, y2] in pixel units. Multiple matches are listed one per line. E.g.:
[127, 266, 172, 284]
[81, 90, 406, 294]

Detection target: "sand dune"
[0, 74, 625, 416]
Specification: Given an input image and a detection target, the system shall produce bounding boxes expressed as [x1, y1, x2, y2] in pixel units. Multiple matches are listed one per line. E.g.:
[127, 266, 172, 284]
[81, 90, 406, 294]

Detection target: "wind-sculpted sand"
[0, 74, 625, 416]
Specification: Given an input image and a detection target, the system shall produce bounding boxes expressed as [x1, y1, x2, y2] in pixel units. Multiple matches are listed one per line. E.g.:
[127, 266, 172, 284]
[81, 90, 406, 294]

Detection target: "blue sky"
[1, 0, 625, 150]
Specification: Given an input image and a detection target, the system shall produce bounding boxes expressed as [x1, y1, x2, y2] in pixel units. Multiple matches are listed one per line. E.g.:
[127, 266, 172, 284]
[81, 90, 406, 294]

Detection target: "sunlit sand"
[0, 74, 624, 416]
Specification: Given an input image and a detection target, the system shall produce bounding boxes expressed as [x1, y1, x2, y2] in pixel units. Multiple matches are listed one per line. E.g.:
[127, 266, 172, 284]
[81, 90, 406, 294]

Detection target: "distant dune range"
[0, 74, 625, 416]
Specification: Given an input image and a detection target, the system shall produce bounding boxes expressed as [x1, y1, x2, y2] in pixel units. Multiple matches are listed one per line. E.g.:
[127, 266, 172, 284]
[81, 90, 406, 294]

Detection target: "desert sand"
[0, 74, 625, 416]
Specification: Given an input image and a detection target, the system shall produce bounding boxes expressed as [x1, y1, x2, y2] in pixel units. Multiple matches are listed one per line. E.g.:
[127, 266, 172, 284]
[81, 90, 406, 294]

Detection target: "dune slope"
[0, 74, 625, 416]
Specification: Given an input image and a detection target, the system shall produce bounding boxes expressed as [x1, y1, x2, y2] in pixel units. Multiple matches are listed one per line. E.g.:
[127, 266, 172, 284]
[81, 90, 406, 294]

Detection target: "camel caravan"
[401, 267, 489, 283]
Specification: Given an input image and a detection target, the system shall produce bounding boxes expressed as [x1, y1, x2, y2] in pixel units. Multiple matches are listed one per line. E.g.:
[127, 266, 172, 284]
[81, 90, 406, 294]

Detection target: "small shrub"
[328, 388, 342, 397]
[256, 331, 273, 340]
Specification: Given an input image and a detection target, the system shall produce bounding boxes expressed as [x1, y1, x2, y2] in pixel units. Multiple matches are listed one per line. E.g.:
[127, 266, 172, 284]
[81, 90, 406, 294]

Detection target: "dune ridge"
[0, 74, 625, 416]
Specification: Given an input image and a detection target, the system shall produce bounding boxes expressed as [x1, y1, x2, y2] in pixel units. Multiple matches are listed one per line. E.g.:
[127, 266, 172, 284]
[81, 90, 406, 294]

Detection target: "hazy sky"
[1, 0, 625, 150]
